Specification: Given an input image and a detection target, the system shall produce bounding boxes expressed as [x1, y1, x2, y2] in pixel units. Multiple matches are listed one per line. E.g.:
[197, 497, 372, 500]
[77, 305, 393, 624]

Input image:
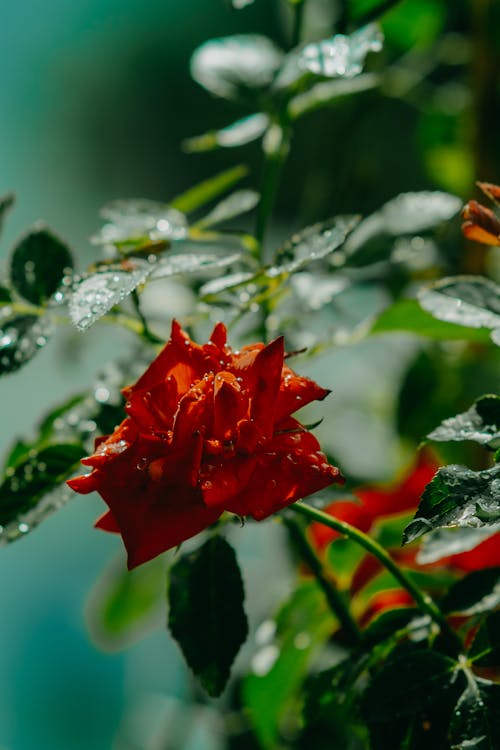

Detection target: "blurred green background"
[0, 0, 499, 747]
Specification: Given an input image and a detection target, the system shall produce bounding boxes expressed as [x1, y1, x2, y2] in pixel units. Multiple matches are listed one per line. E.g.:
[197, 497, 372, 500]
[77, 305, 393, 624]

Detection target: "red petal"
[95, 510, 120, 532]
[238, 336, 284, 440]
[208, 322, 227, 350]
[123, 320, 205, 400]
[213, 372, 248, 442]
[225, 420, 343, 519]
[275, 364, 330, 422]
[200, 455, 257, 507]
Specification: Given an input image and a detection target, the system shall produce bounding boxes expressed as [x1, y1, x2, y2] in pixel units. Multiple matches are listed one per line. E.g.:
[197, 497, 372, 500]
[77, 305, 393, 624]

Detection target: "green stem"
[284, 517, 362, 645]
[291, 501, 461, 653]
[255, 125, 290, 252]
[290, 0, 306, 48]
[130, 289, 163, 344]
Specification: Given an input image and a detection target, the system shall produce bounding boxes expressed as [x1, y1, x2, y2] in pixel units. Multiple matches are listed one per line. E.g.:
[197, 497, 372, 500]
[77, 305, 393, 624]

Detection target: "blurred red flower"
[310, 451, 500, 623]
[462, 181, 500, 246]
[68, 320, 342, 568]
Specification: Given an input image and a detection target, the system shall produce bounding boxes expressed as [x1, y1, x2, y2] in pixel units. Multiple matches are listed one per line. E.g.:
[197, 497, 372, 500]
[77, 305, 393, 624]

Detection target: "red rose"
[68, 320, 342, 568]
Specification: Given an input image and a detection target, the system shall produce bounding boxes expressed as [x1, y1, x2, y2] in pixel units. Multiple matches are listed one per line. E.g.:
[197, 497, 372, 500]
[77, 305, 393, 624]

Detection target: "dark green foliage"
[403, 464, 500, 544]
[0, 443, 85, 527]
[440, 568, 500, 615]
[428, 395, 500, 450]
[168, 535, 248, 697]
[469, 611, 500, 668]
[0, 314, 51, 376]
[362, 646, 466, 750]
[10, 226, 73, 305]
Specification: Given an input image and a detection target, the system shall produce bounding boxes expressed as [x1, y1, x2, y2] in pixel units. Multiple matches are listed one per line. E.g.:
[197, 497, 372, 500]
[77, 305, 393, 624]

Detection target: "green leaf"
[149, 251, 242, 281]
[403, 463, 500, 545]
[199, 270, 257, 300]
[183, 113, 269, 153]
[417, 526, 500, 565]
[428, 395, 500, 450]
[10, 226, 73, 305]
[289, 73, 380, 120]
[86, 553, 167, 652]
[271, 215, 359, 276]
[92, 200, 188, 246]
[469, 612, 500, 667]
[195, 190, 259, 229]
[0, 443, 85, 543]
[170, 165, 249, 215]
[69, 263, 151, 331]
[299, 23, 384, 79]
[0, 286, 12, 303]
[418, 276, 500, 346]
[0, 313, 52, 376]
[344, 191, 462, 259]
[440, 569, 500, 616]
[0, 192, 14, 238]
[190, 34, 284, 102]
[371, 299, 492, 343]
[168, 535, 248, 697]
[362, 647, 466, 750]
[243, 581, 333, 748]
[449, 677, 500, 749]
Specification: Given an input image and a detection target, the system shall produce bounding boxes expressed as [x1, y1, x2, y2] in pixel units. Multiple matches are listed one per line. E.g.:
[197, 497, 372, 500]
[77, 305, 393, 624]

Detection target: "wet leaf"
[149, 251, 242, 280]
[428, 396, 500, 450]
[345, 191, 462, 258]
[0, 193, 14, 238]
[190, 34, 284, 101]
[92, 200, 188, 246]
[271, 215, 359, 276]
[231, 0, 255, 7]
[362, 647, 465, 750]
[195, 190, 259, 229]
[86, 553, 167, 652]
[0, 313, 52, 376]
[199, 270, 256, 299]
[449, 677, 500, 749]
[418, 276, 500, 346]
[10, 226, 73, 305]
[289, 73, 379, 120]
[0, 443, 85, 543]
[291, 272, 351, 310]
[371, 299, 492, 343]
[417, 526, 500, 564]
[379, 190, 461, 235]
[299, 23, 383, 79]
[168, 535, 248, 697]
[243, 581, 333, 748]
[469, 612, 500, 667]
[184, 113, 269, 153]
[440, 568, 500, 615]
[69, 264, 151, 331]
[171, 165, 248, 214]
[403, 463, 500, 545]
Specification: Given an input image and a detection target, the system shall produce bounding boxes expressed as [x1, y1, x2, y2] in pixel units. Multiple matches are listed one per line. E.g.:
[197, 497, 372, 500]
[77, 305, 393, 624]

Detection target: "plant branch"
[290, 0, 306, 49]
[131, 289, 163, 344]
[291, 501, 461, 653]
[284, 516, 362, 645]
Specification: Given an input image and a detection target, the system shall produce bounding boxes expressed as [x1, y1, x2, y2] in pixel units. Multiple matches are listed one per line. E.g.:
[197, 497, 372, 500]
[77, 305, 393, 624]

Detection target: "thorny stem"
[284, 517, 362, 645]
[291, 501, 461, 654]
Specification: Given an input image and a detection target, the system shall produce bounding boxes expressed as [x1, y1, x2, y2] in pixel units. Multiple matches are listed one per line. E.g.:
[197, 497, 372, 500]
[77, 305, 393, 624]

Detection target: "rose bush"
[68, 320, 342, 567]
